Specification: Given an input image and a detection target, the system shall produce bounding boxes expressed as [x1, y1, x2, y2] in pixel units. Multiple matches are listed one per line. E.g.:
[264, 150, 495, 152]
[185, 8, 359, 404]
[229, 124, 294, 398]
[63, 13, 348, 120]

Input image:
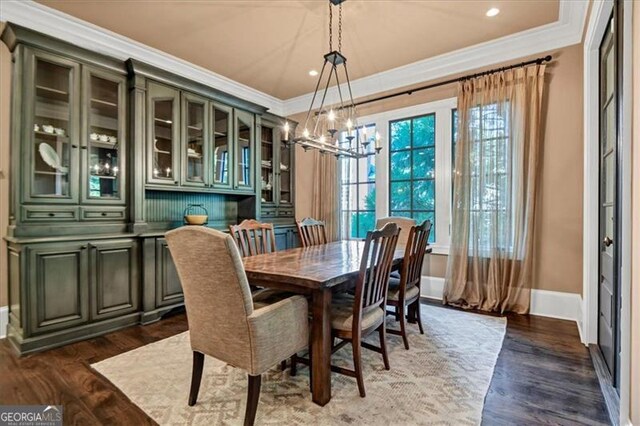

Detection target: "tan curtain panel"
[311, 150, 340, 241]
[443, 64, 546, 314]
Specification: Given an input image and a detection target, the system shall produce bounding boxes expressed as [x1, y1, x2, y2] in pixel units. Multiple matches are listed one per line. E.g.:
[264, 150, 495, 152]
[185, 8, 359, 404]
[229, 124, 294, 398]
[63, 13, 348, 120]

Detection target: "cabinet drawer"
[22, 206, 78, 222]
[261, 208, 276, 218]
[278, 208, 294, 218]
[81, 207, 127, 221]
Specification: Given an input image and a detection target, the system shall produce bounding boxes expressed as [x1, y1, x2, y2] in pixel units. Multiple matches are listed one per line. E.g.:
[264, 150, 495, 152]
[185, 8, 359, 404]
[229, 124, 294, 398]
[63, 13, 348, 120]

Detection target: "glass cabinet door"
[234, 110, 254, 191]
[260, 125, 275, 203]
[28, 51, 80, 203]
[83, 68, 126, 203]
[147, 82, 180, 185]
[278, 130, 293, 205]
[182, 94, 208, 187]
[212, 104, 232, 188]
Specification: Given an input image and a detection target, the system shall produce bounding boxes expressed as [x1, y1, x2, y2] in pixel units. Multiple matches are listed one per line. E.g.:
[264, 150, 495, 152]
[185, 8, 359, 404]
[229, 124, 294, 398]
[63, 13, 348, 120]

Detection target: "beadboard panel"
[145, 190, 237, 225]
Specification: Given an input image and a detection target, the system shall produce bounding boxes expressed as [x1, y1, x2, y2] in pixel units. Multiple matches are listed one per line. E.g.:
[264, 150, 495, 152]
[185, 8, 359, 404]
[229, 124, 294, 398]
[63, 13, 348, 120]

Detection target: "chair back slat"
[296, 217, 328, 247]
[353, 222, 399, 329]
[229, 219, 277, 257]
[399, 220, 432, 297]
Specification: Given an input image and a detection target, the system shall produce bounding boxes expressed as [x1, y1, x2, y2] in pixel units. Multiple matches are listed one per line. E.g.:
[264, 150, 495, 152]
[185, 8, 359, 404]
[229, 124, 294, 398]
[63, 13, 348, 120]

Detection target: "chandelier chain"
[338, 3, 342, 53]
[328, 2, 333, 52]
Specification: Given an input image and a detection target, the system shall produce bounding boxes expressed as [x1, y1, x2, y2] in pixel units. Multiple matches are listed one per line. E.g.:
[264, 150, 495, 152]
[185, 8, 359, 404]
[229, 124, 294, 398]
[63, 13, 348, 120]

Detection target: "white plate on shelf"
[38, 143, 68, 173]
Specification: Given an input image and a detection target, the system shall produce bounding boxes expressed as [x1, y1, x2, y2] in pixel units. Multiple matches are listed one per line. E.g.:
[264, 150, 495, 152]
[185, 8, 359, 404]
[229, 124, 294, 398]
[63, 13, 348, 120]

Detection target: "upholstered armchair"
[165, 226, 309, 426]
[375, 216, 416, 247]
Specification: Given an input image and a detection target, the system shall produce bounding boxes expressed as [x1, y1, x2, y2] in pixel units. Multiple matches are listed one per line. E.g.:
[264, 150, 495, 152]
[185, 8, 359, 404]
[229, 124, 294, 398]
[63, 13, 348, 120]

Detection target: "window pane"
[413, 179, 435, 211]
[414, 211, 436, 243]
[390, 181, 411, 210]
[390, 119, 411, 150]
[390, 150, 411, 180]
[413, 114, 435, 147]
[358, 183, 376, 210]
[412, 147, 435, 179]
[357, 212, 376, 238]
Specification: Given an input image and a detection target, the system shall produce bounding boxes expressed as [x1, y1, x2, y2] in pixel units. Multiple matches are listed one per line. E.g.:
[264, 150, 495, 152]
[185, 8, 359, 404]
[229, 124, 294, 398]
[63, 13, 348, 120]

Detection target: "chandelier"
[282, 0, 380, 159]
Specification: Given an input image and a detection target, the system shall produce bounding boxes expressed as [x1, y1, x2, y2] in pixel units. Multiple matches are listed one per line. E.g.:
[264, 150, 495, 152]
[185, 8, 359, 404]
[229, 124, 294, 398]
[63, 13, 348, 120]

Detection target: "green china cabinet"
[260, 114, 296, 221]
[2, 23, 298, 355]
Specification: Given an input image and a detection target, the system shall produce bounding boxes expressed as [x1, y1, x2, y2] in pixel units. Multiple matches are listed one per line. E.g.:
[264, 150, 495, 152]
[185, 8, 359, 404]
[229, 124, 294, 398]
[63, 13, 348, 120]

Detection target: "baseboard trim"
[589, 344, 621, 426]
[420, 276, 583, 329]
[0, 306, 8, 339]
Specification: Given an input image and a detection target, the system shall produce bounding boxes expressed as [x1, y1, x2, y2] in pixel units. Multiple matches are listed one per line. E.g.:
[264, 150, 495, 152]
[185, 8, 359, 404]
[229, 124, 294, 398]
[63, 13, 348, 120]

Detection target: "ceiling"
[36, 0, 560, 100]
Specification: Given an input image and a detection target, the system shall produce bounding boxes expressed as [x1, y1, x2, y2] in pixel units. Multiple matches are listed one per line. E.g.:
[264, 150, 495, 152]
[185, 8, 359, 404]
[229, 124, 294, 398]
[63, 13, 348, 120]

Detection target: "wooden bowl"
[184, 214, 207, 225]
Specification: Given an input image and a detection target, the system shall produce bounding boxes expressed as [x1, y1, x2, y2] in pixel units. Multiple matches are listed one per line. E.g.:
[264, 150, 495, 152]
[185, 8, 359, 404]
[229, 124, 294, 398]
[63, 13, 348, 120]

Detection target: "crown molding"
[282, 0, 589, 116]
[0, 0, 286, 116]
[0, 0, 588, 119]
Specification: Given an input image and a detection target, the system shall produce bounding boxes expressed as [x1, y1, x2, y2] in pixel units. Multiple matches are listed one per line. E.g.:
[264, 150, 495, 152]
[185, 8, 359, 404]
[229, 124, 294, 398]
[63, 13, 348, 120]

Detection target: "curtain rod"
[350, 54, 552, 109]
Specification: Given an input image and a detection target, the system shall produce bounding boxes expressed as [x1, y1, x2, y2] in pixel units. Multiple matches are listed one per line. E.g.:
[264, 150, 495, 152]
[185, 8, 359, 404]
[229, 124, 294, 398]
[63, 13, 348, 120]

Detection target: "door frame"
[583, 0, 633, 424]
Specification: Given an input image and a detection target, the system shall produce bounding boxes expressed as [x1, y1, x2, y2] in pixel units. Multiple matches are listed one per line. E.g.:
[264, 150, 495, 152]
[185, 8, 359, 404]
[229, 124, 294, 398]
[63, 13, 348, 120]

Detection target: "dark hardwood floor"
[0, 303, 610, 425]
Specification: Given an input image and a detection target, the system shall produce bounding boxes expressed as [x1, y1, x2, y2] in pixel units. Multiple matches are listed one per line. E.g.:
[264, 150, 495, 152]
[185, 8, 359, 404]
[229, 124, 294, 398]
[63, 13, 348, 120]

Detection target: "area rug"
[92, 305, 506, 425]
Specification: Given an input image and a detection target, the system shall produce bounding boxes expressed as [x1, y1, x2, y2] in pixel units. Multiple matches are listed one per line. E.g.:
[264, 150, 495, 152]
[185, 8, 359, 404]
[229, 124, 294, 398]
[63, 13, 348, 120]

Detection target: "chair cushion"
[330, 295, 384, 332]
[252, 289, 293, 309]
[388, 283, 420, 302]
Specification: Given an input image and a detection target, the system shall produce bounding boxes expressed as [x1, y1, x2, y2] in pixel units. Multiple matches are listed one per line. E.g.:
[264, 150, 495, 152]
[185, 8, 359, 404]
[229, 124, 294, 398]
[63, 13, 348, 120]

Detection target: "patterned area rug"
[93, 305, 506, 425]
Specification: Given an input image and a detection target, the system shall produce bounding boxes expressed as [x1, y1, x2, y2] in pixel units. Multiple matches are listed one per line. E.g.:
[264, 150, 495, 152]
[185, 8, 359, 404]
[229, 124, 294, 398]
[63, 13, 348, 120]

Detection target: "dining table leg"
[311, 287, 332, 406]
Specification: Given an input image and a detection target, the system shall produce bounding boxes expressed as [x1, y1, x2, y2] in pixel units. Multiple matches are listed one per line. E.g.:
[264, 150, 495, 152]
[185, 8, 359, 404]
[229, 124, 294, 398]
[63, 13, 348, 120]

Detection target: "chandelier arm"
[313, 63, 336, 136]
[303, 59, 329, 133]
[333, 65, 346, 114]
[342, 61, 357, 114]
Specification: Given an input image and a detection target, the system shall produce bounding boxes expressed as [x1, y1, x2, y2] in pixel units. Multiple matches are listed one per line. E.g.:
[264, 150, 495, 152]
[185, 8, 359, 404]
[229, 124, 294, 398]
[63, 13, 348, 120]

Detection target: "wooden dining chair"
[291, 222, 400, 398]
[296, 217, 328, 247]
[165, 226, 309, 426]
[386, 220, 432, 350]
[229, 219, 276, 257]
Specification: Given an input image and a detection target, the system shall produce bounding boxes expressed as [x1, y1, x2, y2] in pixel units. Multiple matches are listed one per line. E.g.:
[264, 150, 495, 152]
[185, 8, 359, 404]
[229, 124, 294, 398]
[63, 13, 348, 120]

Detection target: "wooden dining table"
[242, 240, 405, 406]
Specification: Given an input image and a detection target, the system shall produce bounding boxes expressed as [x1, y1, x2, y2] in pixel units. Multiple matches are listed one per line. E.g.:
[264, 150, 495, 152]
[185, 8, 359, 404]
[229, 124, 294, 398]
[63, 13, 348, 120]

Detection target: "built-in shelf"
[154, 149, 171, 155]
[34, 170, 67, 176]
[36, 85, 68, 101]
[90, 174, 117, 180]
[34, 130, 68, 140]
[91, 98, 117, 108]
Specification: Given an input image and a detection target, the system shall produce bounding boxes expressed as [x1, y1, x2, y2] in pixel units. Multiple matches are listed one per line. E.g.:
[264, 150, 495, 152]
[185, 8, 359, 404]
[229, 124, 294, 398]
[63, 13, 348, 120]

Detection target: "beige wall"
[0, 23, 10, 308]
[630, 1, 639, 423]
[295, 44, 585, 294]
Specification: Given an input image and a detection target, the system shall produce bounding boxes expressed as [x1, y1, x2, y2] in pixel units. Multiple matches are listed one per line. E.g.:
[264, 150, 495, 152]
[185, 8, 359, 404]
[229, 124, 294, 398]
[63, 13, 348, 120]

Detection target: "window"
[336, 98, 455, 250]
[339, 124, 376, 238]
[388, 114, 436, 243]
[457, 103, 512, 252]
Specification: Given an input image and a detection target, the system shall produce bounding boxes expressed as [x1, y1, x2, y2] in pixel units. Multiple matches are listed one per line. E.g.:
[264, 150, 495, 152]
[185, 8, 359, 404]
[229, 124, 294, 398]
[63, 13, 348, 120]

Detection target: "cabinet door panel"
[212, 103, 233, 189]
[82, 67, 127, 204]
[90, 240, 139, 320]
[147, 82, 180, 186]
[28, 243, 88, 334]
[274, 229, 289, 251]
[182, 93, 209, 187]
[24, 48, 80, 204]
[155, 238, 183, 307]
[234, 109, 255, 191]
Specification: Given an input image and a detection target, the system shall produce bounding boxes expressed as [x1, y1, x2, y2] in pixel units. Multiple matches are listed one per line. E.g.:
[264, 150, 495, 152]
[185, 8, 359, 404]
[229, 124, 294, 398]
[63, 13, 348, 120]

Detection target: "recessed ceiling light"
[309, 69, 319, 76]
[486, 7, 500, 17]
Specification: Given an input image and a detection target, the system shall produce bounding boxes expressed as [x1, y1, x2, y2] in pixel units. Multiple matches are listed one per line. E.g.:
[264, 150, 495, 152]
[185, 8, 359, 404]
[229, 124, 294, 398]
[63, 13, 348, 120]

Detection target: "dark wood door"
[598, 13, 619, 382]
[28, 242, 89, 334]
[89, 239, 140, 320]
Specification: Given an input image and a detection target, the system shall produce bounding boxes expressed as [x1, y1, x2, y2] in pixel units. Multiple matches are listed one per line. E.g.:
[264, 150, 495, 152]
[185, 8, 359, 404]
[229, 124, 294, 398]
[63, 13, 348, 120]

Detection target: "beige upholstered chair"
[165, 226, 308, 426]
[375, 216, 416, 247]
[386, 220, 432, 349]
